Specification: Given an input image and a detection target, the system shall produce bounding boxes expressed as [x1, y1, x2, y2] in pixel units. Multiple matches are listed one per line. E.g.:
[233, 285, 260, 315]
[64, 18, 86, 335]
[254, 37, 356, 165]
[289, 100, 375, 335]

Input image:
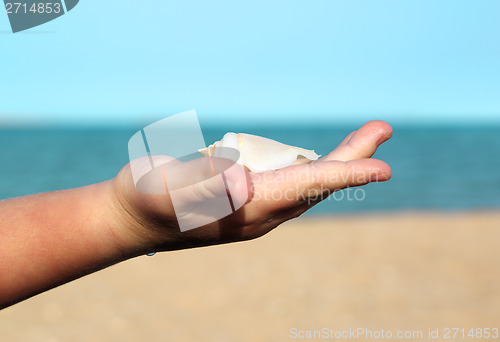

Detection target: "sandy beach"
[1, 211, 499, 342]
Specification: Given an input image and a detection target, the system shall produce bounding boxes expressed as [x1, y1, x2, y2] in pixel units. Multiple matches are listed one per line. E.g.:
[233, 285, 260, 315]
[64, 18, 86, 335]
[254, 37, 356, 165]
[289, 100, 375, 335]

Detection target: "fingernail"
[377, 170, 391, 181]
[377, 132, 393, 146]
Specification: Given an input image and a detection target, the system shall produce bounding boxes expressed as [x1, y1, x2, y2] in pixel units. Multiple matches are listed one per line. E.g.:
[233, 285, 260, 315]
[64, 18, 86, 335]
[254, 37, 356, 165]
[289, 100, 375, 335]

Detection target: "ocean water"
[1, 124, 499, 215]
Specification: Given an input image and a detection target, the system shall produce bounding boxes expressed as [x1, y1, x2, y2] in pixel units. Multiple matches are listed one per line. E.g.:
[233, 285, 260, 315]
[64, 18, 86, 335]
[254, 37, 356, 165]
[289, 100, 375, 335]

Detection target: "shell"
[198, 132, 320, 172]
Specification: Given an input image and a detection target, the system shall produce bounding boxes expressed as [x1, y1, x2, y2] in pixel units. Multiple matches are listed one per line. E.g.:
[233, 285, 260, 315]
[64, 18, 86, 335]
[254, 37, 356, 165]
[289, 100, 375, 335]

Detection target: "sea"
[1, 124, 499, 215]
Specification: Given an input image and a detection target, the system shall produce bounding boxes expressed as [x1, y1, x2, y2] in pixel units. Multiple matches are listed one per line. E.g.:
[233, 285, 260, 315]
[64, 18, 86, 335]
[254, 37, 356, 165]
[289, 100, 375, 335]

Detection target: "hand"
[109, 121, 393, 255]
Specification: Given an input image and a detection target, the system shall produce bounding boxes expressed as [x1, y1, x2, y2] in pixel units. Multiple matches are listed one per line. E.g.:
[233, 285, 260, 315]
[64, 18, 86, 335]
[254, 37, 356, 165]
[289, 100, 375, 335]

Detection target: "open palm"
[111, 120, 393, 253]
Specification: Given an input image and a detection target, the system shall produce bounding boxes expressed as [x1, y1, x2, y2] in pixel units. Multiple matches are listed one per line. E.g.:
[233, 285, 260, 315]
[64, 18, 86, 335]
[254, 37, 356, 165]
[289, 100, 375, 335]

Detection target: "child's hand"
[110, 121, 393, 255]
[0, 120, 392, 308]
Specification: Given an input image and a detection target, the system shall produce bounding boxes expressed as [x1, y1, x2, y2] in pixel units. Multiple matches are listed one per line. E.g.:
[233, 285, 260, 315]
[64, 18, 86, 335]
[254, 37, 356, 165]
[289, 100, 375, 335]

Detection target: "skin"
[0, 120, 392, 309]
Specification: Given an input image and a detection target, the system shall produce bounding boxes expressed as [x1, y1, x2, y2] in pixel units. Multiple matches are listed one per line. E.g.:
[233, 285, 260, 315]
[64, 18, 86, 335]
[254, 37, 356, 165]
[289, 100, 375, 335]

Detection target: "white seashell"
[198, 132, 320, 172]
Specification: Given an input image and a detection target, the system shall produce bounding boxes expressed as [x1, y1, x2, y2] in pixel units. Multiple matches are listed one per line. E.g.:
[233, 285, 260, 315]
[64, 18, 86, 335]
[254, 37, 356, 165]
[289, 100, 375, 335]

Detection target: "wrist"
[107, 168, 176, 257]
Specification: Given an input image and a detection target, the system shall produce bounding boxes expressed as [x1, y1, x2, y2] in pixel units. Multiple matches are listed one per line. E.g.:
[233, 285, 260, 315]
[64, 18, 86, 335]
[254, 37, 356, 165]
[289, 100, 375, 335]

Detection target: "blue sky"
[1, 0, 499, 126]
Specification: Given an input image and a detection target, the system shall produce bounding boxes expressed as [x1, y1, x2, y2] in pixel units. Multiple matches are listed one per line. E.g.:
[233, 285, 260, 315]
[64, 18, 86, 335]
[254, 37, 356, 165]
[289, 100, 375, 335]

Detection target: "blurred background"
[1, 1, 499, 341]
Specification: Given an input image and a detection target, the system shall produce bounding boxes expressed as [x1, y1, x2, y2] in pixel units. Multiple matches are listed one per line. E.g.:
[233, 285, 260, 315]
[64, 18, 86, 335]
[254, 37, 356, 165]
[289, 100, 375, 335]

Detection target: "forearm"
[0, 180, 137, 309]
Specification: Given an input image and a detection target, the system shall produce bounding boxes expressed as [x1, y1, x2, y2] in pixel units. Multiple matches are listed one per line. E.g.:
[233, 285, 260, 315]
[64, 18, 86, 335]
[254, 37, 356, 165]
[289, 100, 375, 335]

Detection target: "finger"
[334, 130, 357, 149]
[320, 129, 357, 161]
[302, 158, 391, 197]
[254, 158, 391, 214]
[322, 120, 392, 162]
